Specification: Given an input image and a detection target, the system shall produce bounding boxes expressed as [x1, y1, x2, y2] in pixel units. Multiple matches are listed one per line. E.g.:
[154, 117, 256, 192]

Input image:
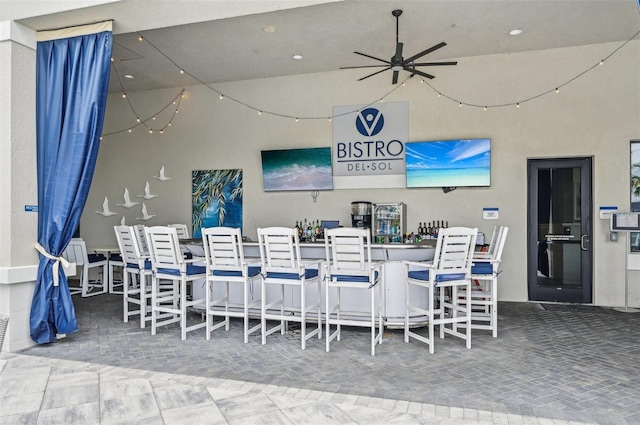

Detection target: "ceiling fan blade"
[411, 61, 458, 66]
[354, 51, 391, 65]
[405, 67, 435, 80]
[404, 42, 447, 64]
[358, 67, 392, 81]
[393, 42, 404, 61]
[340, 64, 391, 69]
[392, 70, 399, 85]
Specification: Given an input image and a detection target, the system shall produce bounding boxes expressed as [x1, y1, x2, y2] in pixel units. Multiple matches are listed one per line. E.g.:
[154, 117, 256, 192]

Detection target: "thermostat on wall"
[599, 206, 617, 219]
[482, 207, 499, 220]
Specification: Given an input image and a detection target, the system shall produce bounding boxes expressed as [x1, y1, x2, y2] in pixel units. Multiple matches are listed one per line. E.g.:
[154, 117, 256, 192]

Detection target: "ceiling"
[9, 0, 640, 93]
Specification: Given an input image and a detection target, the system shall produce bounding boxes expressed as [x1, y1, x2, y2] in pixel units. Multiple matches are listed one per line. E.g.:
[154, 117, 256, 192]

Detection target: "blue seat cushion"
[331, 271, 379, 284]
[110, 253, 123, 262]
[213, 266, 261, 278]
[88, 253, 106, 263]
[157, 264, 206, 276]
[126, 260, 152, 270]
[265, 269, 319, 280]
[472, 262, 493, 275]
[408, 270, 465, 283]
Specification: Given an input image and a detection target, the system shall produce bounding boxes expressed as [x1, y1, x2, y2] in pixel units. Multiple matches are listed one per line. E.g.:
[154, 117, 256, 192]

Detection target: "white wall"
[83, 40, 640, 306]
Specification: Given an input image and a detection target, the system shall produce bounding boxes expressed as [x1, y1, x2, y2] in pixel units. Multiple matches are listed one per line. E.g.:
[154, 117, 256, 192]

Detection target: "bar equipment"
[351, 201, 372, 230]
[372, 202, 407, 243]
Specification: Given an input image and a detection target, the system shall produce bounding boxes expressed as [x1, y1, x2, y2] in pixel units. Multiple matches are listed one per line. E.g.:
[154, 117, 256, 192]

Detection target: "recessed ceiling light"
[263, 26, 276, 33]
[509, 29, 523, 36]
[292, 54, 303, 60]
[124, 74, 135, 79]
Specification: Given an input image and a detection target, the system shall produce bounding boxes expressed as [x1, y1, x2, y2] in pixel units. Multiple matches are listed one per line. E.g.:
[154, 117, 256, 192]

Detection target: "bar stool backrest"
[325, 227, 371, 278]
[114, 225, 145, 268]
[168, 223, 190, 240]
[432, 227, 478, 278]
[257, 227, 301, 273]
[133, 224, 149, 256]
[202, 226, 245, 272]
[145, 226, 184, 271]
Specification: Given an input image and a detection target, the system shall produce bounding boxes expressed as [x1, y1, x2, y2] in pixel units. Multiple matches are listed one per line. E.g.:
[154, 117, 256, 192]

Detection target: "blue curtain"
[30, 29, 112, 344]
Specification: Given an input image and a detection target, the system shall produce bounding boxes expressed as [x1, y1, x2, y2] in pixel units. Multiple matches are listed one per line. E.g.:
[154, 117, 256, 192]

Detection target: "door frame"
[527, 157, 593, 303]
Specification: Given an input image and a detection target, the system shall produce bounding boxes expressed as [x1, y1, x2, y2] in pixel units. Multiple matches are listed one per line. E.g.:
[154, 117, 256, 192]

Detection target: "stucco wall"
[83, 40, 640, 306]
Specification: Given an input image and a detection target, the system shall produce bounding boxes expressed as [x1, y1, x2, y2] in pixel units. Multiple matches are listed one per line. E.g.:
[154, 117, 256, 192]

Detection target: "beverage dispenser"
[351, 201, 372, 230]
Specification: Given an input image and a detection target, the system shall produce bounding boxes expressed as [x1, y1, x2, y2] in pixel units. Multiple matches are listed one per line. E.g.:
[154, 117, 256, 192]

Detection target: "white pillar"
[0, 21, 39, 352]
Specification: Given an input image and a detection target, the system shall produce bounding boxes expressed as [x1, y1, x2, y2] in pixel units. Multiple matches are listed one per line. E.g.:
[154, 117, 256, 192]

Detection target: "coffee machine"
[351, 201, 372, 230]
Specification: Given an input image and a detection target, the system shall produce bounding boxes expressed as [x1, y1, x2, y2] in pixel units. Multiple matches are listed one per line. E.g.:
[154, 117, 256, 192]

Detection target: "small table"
[92, 247, 122, 294]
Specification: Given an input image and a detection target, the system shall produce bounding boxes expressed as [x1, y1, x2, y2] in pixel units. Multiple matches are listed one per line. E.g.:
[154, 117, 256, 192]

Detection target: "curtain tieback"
[34, 243, 70, 287]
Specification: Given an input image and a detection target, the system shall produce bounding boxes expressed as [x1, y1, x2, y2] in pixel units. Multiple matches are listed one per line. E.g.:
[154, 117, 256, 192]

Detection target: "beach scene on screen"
[406, 139, 491, 188]
[261, 147, 333, 191]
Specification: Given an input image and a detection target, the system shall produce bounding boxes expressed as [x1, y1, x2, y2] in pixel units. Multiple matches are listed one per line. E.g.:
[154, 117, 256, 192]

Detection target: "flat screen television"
[405, 138, 491, 188]
[261, 147, 333, 192]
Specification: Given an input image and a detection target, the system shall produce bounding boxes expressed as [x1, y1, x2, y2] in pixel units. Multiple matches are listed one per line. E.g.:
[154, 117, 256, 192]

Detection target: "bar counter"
[183, 239, 436, 327]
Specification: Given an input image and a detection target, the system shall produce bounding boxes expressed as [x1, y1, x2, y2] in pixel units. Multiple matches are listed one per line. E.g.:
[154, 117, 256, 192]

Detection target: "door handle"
[580, 234, 589, 251]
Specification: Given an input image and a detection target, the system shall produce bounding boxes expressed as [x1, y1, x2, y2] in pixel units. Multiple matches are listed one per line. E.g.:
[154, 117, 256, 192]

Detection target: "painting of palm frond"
[192, 169, 243, 238]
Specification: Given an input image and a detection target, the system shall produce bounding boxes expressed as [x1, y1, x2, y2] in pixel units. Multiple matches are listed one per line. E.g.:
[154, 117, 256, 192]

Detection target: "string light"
[102, 27, 639, 137]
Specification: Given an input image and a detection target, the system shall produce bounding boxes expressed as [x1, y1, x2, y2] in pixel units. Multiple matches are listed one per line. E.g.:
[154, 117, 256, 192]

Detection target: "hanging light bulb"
[149, 129, 152, 134]
[599, 60, 604, 65]
[128, 128, 132, 133]
[138, 35, 143, 41]
[168, 122, 172, 126]
[160, 130, 163, 134]
[516, 103, 520, 108]
[219, 94, 224, 100]
[555, 88, 559, 93]
[483, 106, 487, 111]
[459, 103, 462, 107]
[328, 117, 332, 122]
[438, 93, 442, 98]
[136, 117, 141, 123]
[122, 93, 126, 98]
[258, 110, 262, 115]
[152, 116, 156, 120]
[180, 69, 185, 74]
[295, 117, 299, 122]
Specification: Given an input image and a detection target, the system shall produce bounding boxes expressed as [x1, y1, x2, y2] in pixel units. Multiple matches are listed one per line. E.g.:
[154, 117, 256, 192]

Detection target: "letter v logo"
[355, 108, 384, 137]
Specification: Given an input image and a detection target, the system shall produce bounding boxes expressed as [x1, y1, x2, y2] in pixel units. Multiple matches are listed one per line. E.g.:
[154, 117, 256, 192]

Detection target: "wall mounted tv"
[261, 147, 333, 192]
[405, 138, 491, 188]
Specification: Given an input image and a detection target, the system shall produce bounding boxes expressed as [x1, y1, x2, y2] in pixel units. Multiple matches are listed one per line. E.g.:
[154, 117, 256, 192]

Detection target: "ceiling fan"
[341, 9, 457, 84]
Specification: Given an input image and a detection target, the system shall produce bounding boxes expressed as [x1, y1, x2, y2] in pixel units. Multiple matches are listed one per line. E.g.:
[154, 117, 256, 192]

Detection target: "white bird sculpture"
[137, 181, 158, 200]
[116, 188, 139, 208]
[136, 203, 156, 221]
[120, 216, 126, 226]
[153, 166, 171, 181]
[95, 197, 117, 217]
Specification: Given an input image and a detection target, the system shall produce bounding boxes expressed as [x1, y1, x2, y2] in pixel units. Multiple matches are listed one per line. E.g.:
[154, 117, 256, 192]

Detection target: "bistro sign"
[332, 101, 408, 189]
